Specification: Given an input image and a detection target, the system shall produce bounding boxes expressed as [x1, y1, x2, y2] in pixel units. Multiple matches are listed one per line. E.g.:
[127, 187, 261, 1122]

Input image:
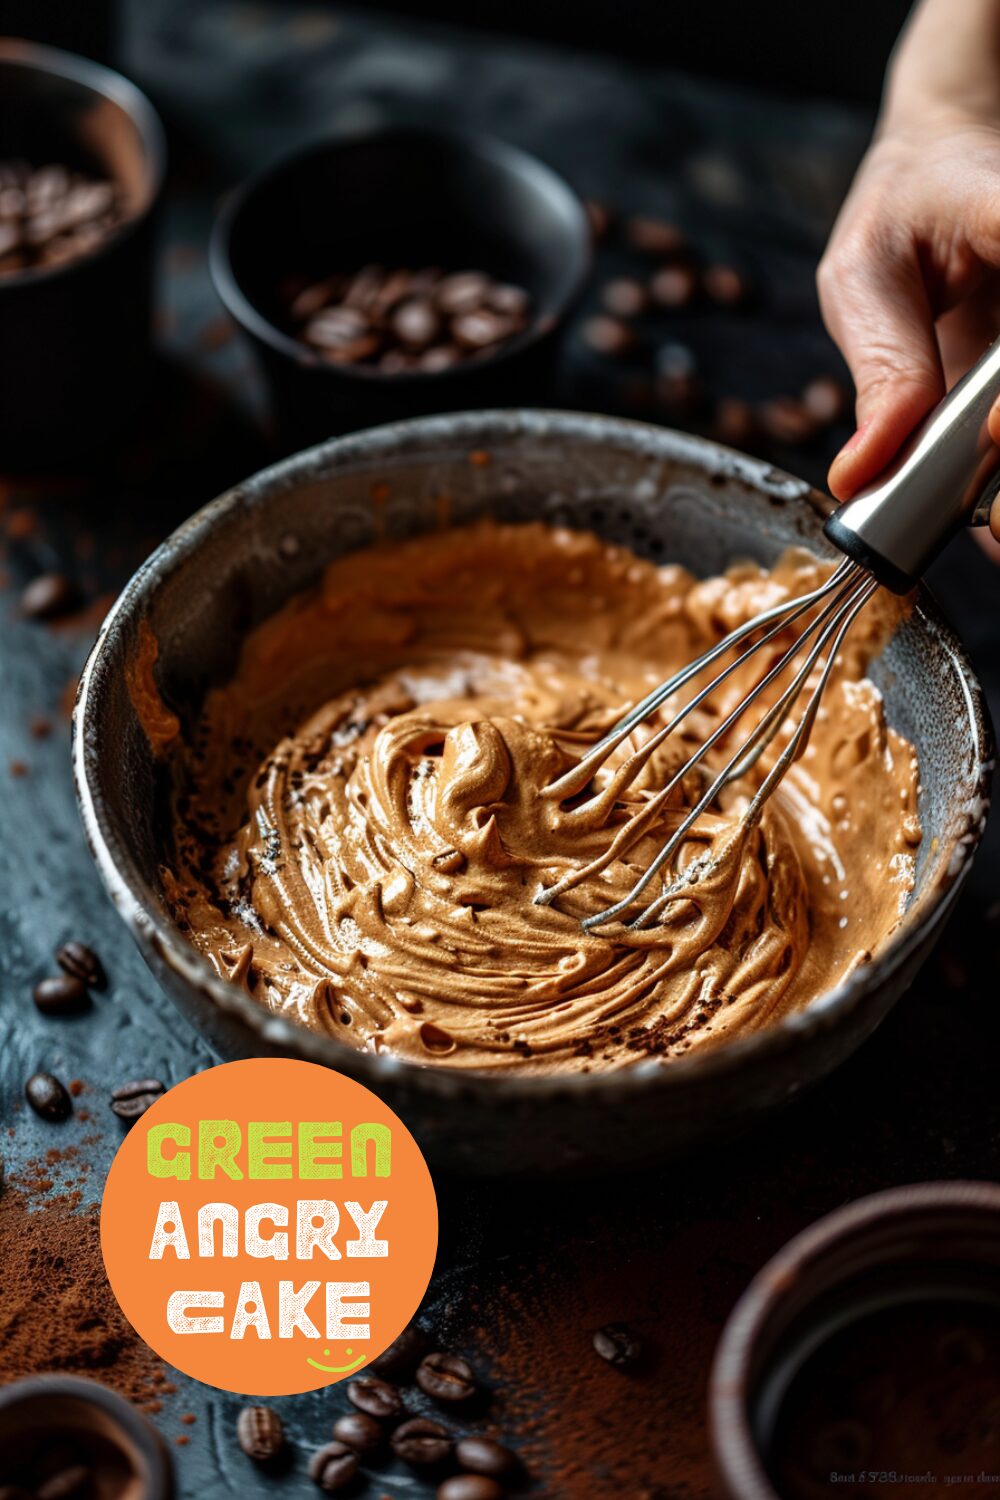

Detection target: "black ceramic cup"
[210, 128, 591, 448]
[710, 1182, 1000, 1500]
[0, 38, 165, 469]
[0, 1374, 174, 1499]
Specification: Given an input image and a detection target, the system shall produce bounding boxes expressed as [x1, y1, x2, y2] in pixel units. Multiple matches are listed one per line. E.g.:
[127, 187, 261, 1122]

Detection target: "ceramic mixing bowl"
[73, 411, 992, 1174]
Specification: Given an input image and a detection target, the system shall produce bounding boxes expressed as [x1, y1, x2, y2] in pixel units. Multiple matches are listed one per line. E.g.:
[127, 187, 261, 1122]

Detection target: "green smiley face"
[306, 1346, 367, 1374]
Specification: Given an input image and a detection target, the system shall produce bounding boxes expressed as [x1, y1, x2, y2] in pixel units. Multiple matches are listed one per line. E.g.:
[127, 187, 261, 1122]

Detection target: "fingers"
[818, 224, 944, 500]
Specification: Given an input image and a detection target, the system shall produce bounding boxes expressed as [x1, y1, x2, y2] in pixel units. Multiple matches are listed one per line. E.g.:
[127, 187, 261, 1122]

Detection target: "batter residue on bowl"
[155, 520, 920, 1073]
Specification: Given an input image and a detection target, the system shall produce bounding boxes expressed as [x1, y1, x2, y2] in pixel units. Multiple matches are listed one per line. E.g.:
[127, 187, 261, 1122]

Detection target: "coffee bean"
[25, 1072, 72, 1121]
[342, 264, 386, 311]
[802, 375, 849, 425]
[760, 396, 821, 446]
[581, 315, 635, 357]
[0, 1485, 33, 1500]
[372, 267, 415, 315]
[35, 1469, 91, 1500]
[392, 297, 441, 350]
[451, 309, 514, 350]
[33, 975, 89, 1016]
[237, 1405, 285, 1461]
[111, 1078, 166, 1122]
[650, 264, 698, 309]
[601, 277, 649, 317]
[20, 573, 78, 621]
[346, 1374, 401, 1419]
[418, 345, 461, 372]
[416, 1352, 476, 1403]
[410, 266, 444, 295]
[304, 305, 378, 363]
[435, 271, 491, 316]
[584, 198, 613, 242]
[0, 222, 20, 257]
[626, 215, 686, 255]
[379, 350, 418, 373]
[437, 1477, 504, 1500]
[703, 264, 752, 307]
[308, 1440, 358, 1491]
[291, 276, 346, 320]
[55, 940, 106, 989]
[593, 1321, 642, 1367]
[391, 1417, 453, 1467]
[333, 1410, 384, 1454]
[712, 397, 758, 449]
[454, 1435, 518, 1478]
[371, 1321, 428, 1378]
[487, 283, 530, 318]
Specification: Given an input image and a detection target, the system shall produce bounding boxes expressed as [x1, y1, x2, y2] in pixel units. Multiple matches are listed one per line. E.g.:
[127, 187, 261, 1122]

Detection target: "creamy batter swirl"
[159, 521, 920, 1073]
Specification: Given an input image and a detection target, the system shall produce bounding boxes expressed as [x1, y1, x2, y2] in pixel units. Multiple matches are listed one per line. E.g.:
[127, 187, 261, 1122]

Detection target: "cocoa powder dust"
[0, 1181, 169, 1410]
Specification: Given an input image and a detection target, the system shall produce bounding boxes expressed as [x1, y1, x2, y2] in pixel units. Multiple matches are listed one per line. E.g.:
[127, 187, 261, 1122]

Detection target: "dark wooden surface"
[2, 5, 999, 1496]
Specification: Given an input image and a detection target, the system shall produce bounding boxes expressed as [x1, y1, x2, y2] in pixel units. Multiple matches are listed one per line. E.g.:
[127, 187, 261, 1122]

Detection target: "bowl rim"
[208, 124, 592, 384]
[0, 36, 167, 290]
[72, 408, 994, 1104]
[707, 1179, 1000, 1500]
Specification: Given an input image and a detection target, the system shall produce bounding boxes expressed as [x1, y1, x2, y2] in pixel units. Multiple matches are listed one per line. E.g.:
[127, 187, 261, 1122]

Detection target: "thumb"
[987, 400, 1000, 545]
[818, 236, 944, 500]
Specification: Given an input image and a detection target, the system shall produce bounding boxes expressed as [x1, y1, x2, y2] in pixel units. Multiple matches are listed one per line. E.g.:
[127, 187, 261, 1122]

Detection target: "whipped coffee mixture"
[155, 520, 920, 1073]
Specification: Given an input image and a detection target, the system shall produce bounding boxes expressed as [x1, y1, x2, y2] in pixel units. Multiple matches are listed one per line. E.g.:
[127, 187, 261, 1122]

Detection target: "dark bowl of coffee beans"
[0, 37, 165, 468]
[210, 127, 591, 446]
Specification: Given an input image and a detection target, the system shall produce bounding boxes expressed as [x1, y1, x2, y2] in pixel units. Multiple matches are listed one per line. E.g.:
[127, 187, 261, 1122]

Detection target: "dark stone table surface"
[2, 4, 998, 1496]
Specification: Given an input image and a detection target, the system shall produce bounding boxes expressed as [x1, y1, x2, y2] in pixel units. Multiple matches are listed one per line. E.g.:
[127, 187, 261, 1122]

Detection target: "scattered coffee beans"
[391, 1416, 453, 1467]
[760, 395, 821, 446]
[802, 374, 849, 424]
[237, 1404, 285, 1462]
[593, 1321, 643, 1368]
[626, 215, 686, 256]
[581, 315, 635, 357]
[437, 1477, 504, 1500]
[308, 1440, 358, 1492]
[33, 975, 89, 1016]
[584, 198, 613, 242]
[416, 1352, 477, 1403]
[286, 264, 531, 372]
[24, 1072, 72, 1122]
[333, 1410, 384, 1455]
[55, 940, 106, 989]
[712, 397, 758, 448]
[371, 1322, 429, 1378]
[703, 263, 751, 307]
[346, 1374, 401, 1420]
[110, 1078, 166, 1122]
[650, 263, 698, 309]
[0, 162, 121, 277]
[601, 277, 649, 317]
[20, 573, 79, 622]
[454, 1435, 518, 1478]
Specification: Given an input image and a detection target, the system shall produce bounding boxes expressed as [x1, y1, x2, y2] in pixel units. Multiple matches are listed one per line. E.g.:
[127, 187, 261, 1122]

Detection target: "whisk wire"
[543, 556, 859, 804]
[535, 563, 866, 913]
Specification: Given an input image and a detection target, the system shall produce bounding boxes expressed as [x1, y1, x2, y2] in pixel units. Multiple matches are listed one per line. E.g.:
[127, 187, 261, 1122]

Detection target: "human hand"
[817, 0, 1000, 552]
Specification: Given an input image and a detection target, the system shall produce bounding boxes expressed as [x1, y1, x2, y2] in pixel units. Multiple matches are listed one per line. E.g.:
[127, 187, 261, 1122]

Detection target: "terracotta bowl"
[73, 411, 992, 1174]
[709, 1181, 1000, 1500]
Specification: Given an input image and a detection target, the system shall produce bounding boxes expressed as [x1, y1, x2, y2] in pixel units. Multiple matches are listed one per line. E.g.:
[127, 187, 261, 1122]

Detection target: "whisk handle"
[823, 336, 1000, 592]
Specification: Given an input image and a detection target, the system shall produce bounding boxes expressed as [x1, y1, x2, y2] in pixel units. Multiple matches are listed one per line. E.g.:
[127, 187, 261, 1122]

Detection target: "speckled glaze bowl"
[73, 411, 992, 1175]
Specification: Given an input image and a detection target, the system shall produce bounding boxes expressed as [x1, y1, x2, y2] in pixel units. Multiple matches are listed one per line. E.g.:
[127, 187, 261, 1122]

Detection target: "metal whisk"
[538, 337, 1000, 931]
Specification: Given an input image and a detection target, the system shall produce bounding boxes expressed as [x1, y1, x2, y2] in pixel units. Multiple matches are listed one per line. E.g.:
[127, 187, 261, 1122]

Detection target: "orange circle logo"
[101, 1059, 437, 1395]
